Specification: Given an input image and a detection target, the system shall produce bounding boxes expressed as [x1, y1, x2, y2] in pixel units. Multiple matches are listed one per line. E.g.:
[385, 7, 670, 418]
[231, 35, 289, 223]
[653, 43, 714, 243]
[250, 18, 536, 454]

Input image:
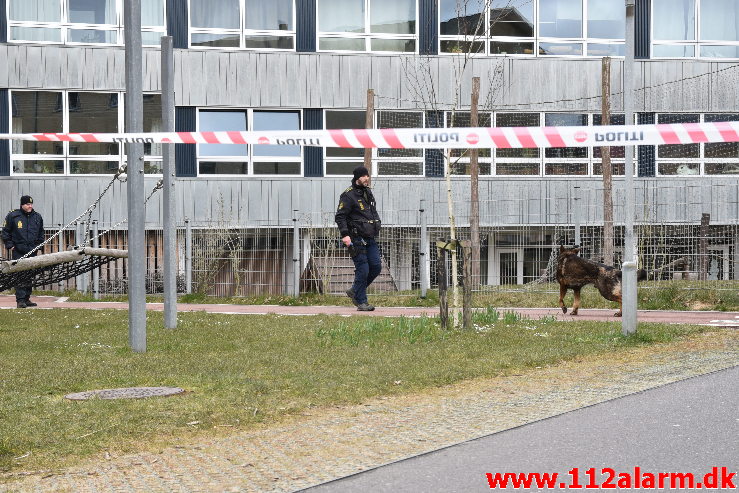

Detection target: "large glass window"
[440, 0, 622, 57]
[653, 0, 739, 59]
[445, 111, 491, 175]
[324, 110, 365, 175]
[318, 0, 417, 52]
[544, 113, 588, 175]
[10, 90, 162, 175]
[377, 111, 424, 176]
[8, 0, 166, 45]
[197, 109, 302, 176]
[190, 0, 295, 50]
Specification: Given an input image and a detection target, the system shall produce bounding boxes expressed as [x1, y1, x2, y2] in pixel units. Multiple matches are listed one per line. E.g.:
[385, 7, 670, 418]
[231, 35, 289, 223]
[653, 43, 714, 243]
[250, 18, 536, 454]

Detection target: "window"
[197, 109, 302, 175]
[544, 113, 588, 175]
[7, 0, 166, 45]
[190, 0, 295, 50]
[317, 0, 417, 52]
[10, 90, 161, 175]
[445, 111, 491, 175]
[440, 0, 623, 57]
[653, 0, 739, 59]
[592, 113, 625, 175]
[495, 112, 540, 175]
[324, 110, 365, 175]
[377, 111, 424, 176]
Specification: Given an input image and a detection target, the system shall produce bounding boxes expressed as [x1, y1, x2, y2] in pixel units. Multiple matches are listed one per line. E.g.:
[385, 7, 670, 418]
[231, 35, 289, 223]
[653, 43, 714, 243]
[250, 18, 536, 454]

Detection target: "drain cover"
[65, 387, 185, 401]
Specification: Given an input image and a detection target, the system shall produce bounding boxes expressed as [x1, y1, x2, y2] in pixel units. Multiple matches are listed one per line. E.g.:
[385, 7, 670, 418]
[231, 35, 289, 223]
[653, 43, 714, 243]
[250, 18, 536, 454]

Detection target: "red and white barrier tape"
[1, 122, 739, 149]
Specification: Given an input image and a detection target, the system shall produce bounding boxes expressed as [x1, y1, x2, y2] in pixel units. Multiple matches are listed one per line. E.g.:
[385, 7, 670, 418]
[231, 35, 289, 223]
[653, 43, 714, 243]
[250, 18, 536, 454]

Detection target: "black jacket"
[335, 183, 381, 239]
[2, 209, 44, 255]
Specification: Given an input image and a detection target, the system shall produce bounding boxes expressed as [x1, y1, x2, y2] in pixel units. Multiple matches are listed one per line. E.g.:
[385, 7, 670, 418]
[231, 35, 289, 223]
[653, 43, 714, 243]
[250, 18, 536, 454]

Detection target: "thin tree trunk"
[469, 77, 481, 288]
[601, 57, 614, 265]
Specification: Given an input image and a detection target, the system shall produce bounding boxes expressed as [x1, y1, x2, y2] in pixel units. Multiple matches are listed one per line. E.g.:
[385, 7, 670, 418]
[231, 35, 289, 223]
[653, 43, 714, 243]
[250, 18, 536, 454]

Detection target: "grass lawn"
[56, 280, 739, 312]
[0, 308, 721, 476]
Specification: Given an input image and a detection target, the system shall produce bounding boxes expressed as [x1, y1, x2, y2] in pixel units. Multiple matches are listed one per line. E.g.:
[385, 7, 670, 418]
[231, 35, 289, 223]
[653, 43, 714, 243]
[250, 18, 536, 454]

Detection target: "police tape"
[1, 121, 739, 149]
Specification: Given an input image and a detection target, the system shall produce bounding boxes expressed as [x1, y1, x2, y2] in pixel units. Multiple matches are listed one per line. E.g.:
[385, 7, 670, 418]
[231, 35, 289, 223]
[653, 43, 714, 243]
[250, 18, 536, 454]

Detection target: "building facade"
[1, 0, 738, 292]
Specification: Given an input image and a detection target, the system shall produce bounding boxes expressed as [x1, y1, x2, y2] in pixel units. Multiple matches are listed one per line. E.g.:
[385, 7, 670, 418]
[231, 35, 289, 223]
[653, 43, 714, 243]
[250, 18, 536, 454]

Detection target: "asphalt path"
[303, 366, 739, 492]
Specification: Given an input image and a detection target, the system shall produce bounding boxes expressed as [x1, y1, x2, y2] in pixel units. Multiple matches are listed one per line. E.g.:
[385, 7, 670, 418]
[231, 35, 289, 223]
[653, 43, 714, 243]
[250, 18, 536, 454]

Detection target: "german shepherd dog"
[556, 245, 647, 317]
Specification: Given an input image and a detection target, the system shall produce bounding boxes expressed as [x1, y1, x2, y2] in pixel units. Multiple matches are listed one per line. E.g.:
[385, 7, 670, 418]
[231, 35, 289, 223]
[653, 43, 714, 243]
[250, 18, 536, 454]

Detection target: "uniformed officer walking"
[335, 166, 382, 311]
[2, 195, 45, 308]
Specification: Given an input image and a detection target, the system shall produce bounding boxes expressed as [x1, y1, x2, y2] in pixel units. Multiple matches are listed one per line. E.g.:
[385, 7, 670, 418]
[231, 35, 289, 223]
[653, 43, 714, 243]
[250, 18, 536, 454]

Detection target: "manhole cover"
[65, 387, 185, 401]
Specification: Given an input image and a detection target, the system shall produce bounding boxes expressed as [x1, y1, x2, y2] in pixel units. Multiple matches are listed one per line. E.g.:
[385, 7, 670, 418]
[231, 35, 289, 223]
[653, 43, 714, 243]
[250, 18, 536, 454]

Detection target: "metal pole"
[622, 0, 637, 335]
[125, 0, 146, 352]
[161, 35, 177, 329]
[573, 186, 581, 247]
[292, 210, 300, 297]
[75, 221, 85, 293]
[92, 220, 99, 300]
[419, 199, 429, 298]
[185, 219, 192, 294]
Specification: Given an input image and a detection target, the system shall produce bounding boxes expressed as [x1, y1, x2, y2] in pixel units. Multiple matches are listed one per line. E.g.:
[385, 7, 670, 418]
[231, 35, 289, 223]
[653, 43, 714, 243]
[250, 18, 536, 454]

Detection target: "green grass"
[42, 279, 739, 312]
[0, 308, 716, 475]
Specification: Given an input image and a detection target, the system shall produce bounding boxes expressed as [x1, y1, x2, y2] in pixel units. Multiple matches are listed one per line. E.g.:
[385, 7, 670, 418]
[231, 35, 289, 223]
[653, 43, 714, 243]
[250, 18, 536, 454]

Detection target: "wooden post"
[601, 57, 615, 266]
[364, 89, 375, 183]
[699, 213, 710, 281]
[461, 240, 472, 330]
[437, 246, 448, 329]
[469, 77, 481, 288]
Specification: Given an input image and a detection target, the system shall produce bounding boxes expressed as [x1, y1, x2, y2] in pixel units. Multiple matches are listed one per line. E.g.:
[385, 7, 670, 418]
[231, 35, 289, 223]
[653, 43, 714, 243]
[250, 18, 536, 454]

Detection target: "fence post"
[621, 261, 637, 335]
[573, 186, 581, 247]
[419, 199, 429, 298]
[699, 213, 710, 281]
[92, 221, 99, 300]
[75, 221, 86, 293]
[292, 210, 300, 297]
[185, 219, 192, 294]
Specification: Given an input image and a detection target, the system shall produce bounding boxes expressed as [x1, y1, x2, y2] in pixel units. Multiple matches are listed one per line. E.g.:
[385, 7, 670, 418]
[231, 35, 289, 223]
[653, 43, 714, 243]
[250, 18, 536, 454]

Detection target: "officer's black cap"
[20, 195, 33, 206]
[352, 166, 370, 182]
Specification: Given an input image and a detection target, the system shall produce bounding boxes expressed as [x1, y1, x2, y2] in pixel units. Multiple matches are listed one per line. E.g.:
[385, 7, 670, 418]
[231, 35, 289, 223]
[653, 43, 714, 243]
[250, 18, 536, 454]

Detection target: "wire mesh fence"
[5, 182, 737, 299]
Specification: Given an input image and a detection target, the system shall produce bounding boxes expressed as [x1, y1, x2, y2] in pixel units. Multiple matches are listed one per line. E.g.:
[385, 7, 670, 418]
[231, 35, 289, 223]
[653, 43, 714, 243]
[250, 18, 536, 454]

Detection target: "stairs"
[301, 253, 397, 294]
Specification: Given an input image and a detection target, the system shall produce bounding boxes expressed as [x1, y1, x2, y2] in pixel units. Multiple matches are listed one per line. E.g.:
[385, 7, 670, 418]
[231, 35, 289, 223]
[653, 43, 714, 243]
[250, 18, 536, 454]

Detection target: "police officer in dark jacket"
[335, 166, 382, 311]
[2, 195, 44, 308]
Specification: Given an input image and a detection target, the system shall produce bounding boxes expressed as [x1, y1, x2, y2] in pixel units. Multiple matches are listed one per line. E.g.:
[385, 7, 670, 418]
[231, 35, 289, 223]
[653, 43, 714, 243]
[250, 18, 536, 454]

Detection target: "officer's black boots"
[357, 303, 375, 311]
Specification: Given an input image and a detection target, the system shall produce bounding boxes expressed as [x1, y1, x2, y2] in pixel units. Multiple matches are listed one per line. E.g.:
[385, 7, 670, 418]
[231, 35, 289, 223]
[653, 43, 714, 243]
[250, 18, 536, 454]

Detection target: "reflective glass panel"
[657, 113, 700, 158]
[199, 162, 249, 174]
[191, 0, 240, 28]
[370, 0, 416, 34]
[245, 0, 293, 30]
[490, 41, 534, 55]
[9, 0, 60, 21]
[700, 45, 739, 58]
[539, 42, 583, 56]
[326, 161, 361, 175]
[496, 113, 540, 158]
[70, 160, 120, 174]
[143, 95, 162, 156]
[9, 26, 62, 42]
[253, 162, 301, 174]
[244, 36, 294, 49]
[587, 0, 624, 39]
[652, 44, 695, 57]
[319, 0, 364, 33]
[653, 0, 695, 40]
[370, 39, 415, 52]
[253, 111, 301, 157]
[439, 0, 485, 36]
[377, 161, 424, 175]
[191, 33, 240, 48]
[319, 37, 366, 51]
[378, 111, 423, 158]
[142, 0, 164, 26]
[539, 0, 582, 38]
[587, 43, 624, 56]
[11, 91, 63, 155]
[68, 0, 116, 24]
[12, 160, 64, 174]
[69, 29, 117, 44]
[199, 110, 248, 157]
[440, 40, 485, 54]
[68, 93, 119, 155]
[704, 114, 739, 158]
[700, 0, 739, 41]
[490, 0, 534, 37]
[658, 163, 700, 175]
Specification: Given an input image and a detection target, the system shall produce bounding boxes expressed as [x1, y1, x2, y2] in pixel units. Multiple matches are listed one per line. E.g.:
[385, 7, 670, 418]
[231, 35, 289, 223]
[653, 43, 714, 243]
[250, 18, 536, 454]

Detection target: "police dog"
[556, 245, 647, 317]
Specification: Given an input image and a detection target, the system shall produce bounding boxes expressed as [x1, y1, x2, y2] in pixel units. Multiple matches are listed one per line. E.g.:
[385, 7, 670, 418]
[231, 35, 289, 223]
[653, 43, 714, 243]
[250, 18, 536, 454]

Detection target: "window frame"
[6, 0, 167, 46]
[195, 107, 303, 177]
[316, 0, 419, 54]
[188, 0, 297, 51]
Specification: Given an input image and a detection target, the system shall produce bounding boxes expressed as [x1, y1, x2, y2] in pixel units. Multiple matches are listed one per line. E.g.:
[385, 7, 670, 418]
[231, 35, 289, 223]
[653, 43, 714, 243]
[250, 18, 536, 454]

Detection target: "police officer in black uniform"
[335, 166, 382, 311]
[2, 195, 45, 308]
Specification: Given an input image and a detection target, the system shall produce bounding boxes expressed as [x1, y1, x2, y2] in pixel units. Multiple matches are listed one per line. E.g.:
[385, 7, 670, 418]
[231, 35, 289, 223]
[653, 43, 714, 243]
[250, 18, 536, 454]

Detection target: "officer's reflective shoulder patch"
[338, 201, 344, 210]
[17, 220, 23, 229]
[344, 186, 352, 193]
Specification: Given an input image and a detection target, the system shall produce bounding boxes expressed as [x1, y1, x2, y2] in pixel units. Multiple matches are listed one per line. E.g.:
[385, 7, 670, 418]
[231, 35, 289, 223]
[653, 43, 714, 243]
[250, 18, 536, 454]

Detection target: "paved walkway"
[1, 296, 737, 492]
[1, 295, 739, 328]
